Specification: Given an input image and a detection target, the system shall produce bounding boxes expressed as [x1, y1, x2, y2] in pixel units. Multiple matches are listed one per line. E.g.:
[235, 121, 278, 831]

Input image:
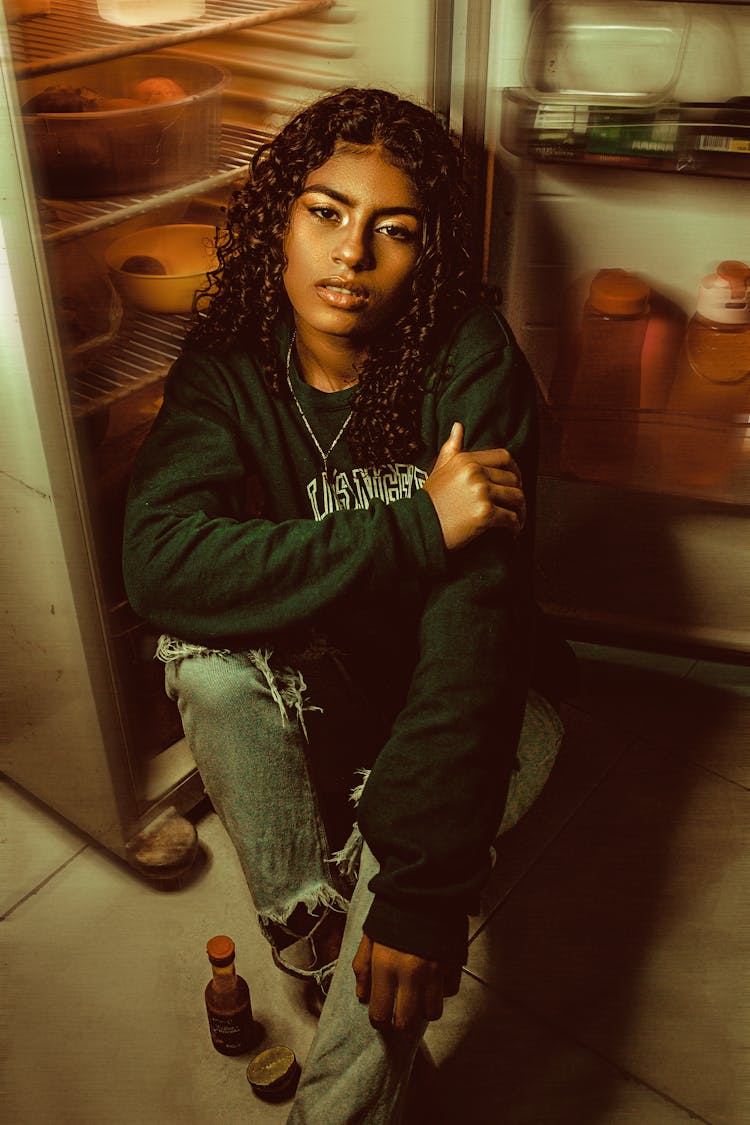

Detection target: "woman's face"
[282, 145, 422, 348]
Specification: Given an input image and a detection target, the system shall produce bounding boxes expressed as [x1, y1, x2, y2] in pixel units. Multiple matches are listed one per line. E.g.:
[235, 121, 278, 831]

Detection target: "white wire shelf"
[9, 0, 336, 78]
[41, 121, 269, 243]
[72, 307, 188, 415]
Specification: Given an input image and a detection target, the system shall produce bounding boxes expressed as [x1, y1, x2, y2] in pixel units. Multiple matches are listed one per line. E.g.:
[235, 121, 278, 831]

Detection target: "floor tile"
[0, 774, 87, 917]
[421, 971, 703, 1125]
[688, 659, 750, 697]
[471, 704, 634, 937]
[2, 811, 316, 1124]
[468, 743, 747, 1125]
[683, 660, 750, 787]
[569, 644, 750, 786]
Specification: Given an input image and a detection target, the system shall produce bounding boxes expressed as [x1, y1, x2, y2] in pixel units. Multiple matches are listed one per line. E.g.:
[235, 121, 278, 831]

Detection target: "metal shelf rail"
[42, 121, 269, 243]
[9, 0, 336, 78]
[72, 307, 188, 415]
[61, 120, 268, 415]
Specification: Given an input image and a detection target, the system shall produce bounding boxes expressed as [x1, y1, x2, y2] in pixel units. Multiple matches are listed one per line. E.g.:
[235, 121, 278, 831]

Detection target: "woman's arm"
[123, 348, 448, 644]
[357, 307, 538, 973]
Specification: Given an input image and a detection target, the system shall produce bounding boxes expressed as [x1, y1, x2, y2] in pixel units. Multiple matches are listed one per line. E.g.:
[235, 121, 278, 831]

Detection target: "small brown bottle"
[204, 935, 260, 1056]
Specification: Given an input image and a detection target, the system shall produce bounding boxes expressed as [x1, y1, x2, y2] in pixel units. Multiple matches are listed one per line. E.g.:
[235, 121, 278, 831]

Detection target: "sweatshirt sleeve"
[122, 349, 447, 644]
[357, 308, 538, 966]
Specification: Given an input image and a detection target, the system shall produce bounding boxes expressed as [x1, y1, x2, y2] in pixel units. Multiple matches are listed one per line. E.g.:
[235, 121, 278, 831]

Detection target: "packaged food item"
[663, 261, 750, 490]
[558, 269, 650, 484]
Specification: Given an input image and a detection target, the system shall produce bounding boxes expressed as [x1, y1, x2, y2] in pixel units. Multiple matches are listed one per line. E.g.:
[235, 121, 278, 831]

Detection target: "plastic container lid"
[522, 1, 690, 106]
[696, 263, 750, 325]
[588, 270, 650, 316]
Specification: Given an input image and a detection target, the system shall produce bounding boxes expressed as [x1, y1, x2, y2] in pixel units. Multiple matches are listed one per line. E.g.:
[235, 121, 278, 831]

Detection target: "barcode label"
[534, 104, 589, 134]
[697, 135, 750, 154]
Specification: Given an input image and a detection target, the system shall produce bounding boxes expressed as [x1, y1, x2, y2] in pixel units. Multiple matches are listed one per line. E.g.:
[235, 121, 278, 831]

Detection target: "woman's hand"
[352, 933, 462, 1033]
[423, 422, 526, 551]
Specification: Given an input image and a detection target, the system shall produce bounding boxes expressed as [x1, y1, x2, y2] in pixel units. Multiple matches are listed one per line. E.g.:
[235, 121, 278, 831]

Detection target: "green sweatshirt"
[123, 304, 538, 965]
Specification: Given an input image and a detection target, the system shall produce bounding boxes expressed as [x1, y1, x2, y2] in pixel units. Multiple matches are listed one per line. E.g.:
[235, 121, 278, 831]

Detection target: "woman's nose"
[332, 224, 373, 270]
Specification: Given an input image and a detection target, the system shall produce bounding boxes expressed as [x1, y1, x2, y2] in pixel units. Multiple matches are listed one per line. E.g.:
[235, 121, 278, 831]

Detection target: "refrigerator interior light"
[96, 0, 205, 26]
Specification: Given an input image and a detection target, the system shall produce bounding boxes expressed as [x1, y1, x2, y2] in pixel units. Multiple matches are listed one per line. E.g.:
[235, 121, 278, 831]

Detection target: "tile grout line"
[459, 967, 715, 1124]
[563, 685, 748, 791]
[1, 844, 90, 921]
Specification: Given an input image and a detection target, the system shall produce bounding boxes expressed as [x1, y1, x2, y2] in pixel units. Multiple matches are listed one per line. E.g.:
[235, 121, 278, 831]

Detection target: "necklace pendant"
[286, 331, 352, 479]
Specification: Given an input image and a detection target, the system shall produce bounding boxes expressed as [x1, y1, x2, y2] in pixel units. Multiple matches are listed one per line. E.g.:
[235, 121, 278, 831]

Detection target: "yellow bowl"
[105, 223, 219, 314]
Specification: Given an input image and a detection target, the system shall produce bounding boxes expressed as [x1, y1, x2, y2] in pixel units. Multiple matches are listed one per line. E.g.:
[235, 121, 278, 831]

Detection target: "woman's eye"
[376, 223, 414, 241]
[309, 205, 339, 222]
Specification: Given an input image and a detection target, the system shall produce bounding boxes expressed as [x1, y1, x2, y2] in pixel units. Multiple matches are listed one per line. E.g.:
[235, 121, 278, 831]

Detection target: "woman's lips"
[315, 281, 369, 310]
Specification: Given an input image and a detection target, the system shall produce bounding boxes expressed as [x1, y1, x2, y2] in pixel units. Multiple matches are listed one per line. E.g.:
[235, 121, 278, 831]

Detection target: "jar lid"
[246, 1045, 300, 1100]
[697, 264, 750, 325]
[588, 269, 650, 315]
[206, 935, 235, 965]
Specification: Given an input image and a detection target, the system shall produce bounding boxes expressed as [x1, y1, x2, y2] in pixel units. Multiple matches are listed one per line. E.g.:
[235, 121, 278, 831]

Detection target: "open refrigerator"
[2, 0, 748, 868]
[480, 0, 750, 656]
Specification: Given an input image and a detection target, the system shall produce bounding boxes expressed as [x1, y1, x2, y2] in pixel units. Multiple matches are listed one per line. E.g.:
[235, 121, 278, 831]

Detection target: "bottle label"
[207, 1010, 253, 1052]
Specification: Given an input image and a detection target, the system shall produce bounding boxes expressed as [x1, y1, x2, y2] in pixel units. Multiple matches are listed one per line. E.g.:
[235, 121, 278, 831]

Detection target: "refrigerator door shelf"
[501, 89, 750, 182]
[539, 407, 750, 508]
[536, 475, 750, 656]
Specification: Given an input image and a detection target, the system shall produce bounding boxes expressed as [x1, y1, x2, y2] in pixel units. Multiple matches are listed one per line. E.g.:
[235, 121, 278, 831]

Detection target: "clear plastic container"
[522, 1, 690, 106]
[20, 55, 227, 199]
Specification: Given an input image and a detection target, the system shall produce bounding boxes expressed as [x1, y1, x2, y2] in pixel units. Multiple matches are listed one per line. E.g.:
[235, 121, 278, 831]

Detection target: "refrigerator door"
[1, 64, 151, 853]
[1, 0, 439, 857]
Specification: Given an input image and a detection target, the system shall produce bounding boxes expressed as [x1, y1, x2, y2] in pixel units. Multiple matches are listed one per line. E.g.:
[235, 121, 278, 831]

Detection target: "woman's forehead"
[301, 145, 420, 206]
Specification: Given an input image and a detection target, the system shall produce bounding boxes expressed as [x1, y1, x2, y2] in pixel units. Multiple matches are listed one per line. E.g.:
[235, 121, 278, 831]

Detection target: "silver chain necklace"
[285, 332, 353, 479]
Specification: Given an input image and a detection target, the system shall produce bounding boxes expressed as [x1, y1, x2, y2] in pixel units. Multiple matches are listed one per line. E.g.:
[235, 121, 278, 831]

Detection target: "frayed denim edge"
[329, 767, 369, 883]
[154, 633, 321, 741]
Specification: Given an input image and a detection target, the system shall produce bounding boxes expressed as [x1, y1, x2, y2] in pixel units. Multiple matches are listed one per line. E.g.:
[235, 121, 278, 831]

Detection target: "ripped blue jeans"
[162, 638, 364, 987]
[161, 637, 564, 1124]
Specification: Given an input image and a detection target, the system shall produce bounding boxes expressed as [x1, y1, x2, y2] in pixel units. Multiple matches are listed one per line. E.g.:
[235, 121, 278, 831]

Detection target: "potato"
[120, 255, 168, 275]
[23, 85, 102, 113]
[131, 77, 187, 105]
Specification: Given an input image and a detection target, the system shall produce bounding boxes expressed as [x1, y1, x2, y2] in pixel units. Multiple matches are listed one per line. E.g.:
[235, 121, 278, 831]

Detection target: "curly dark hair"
[188, 87, 477, 466]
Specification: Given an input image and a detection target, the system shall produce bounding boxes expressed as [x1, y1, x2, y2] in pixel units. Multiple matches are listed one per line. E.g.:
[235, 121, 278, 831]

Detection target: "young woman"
[123, 87, 563, 1123]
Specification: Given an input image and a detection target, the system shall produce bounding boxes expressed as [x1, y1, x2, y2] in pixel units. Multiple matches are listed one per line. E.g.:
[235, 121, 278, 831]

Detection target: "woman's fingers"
[352, 933, 373, 1003]
[482, 465, 522, 489]
[488, 483, 526, 527]
[424, 445, 527, 550]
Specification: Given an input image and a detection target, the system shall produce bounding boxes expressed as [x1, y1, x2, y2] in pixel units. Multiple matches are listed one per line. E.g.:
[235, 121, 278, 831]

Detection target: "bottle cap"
[206, 935, 235, 965]
[696, 264, 750, 325]
[246, 1045, 300, 1101]
[588, 269, 650, 316]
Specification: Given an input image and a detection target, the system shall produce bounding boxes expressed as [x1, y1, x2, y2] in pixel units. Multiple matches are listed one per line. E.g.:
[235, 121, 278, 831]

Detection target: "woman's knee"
[165, 651, 256, 712]
[164, 648, 313, 735]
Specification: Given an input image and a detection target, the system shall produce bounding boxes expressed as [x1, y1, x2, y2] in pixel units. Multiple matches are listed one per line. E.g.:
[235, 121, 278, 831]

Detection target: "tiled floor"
[2, 643, 747, 1124]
